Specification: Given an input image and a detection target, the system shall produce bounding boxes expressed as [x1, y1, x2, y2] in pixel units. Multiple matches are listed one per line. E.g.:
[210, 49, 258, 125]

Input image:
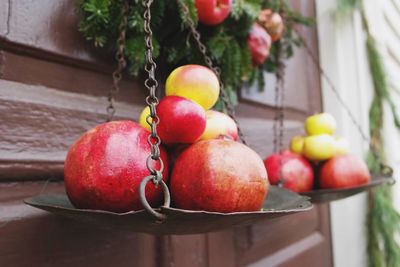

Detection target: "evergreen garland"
[336, 1, 400, 266]
[77, 0, 312, 104]
[363, 15, 400, 267]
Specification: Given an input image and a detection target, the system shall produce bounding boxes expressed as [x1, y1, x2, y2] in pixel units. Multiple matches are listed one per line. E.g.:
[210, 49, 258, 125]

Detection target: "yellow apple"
[290, 135, 305, 154]
[200, 110, 238, 141]
[138, 106, 151, 131]
[333, 136, 349, 156]
[165, 65, 220, 110]
[305, 113, 337, 136]
[302, 134, 335, 161]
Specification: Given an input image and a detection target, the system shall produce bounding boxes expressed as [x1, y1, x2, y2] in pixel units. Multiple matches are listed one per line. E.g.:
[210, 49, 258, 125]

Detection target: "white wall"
[316, 1, 374, 267]
[317, 0, 400, 266]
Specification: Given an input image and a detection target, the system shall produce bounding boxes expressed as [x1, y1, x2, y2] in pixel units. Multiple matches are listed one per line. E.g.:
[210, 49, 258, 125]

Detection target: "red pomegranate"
[319, 154, 371, 189]
[258, 9, 284, 42]
[170, 139, 269, 212]
[264, 150, 314, 193]
[64, 121, 169, 213]
[248, 23, 272, 66]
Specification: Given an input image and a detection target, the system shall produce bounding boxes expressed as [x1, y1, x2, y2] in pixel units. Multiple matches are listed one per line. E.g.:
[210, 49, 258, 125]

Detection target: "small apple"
[333, 136, 349, 156]
[166, 65, 220, 110]
[195, 0, 233, 26]
[302, 134, 335, 161]
[258, 9, 284, 42]
[248, 23, 272, 66]
[200, 110, 238, 141]
[64, 121, 169, 213]
[171, 139, 269, 212]
[264, 150, 314, 193]
[156, 96, 206, 144]
[319, 154, 371, 189]
[305, 113, 337, 136]
[290, 135, 305, 154]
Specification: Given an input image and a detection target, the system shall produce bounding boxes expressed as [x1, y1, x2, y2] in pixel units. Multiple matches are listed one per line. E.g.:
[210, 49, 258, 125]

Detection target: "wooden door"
[0, 1, 333, 266]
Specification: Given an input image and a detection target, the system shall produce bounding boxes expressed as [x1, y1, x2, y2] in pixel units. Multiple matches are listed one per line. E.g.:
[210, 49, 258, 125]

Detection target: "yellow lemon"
[305, 113, 337, 136]
[333, 136, 349, 156]
[303, 134, 335, 161]
[138, 106, 151, 131]
[290, 135, 305, 154]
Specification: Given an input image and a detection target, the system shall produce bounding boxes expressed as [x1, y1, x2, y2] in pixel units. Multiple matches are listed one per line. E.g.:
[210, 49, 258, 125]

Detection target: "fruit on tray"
[305, 113, 337, 136]
[166, 65, 220, 110]
[257, 9, 284, 42]
[64, 121, 169, 213]
[290, 113, 348, 161]
[290, 135, 305, 154]
[319, 154, 371, 189]
[248, 23, 272, 66]
[333, 136, 349, 156]
[264, 150, 314, 193]
[302, 134, 336, 161]
[170, 139, 269, 212]
[195, 0, 233, 25]
[140, 96, 206, 144]
[138, 106, 151, 131]
[200, 110, 238, 141]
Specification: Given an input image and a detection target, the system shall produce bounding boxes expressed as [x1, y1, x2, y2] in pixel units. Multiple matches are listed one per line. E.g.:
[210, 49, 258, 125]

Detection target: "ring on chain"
[146, 155, 164, 174]
[139, 175, 170, 221]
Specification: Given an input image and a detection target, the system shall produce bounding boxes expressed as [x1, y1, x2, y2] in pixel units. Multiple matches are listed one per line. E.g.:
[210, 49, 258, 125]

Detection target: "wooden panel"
[0, 0, 109, 69]
[235, 205, 332, 267]
[0, 1, 332, 267]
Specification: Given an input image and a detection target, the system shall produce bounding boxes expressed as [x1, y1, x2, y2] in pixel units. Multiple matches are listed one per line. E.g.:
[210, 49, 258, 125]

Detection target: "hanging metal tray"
[25, 186, 312, 235]
[301, 174, 395, 204]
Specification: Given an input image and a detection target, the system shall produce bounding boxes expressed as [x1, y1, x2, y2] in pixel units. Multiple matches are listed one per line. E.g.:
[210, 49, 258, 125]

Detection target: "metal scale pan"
[300, 174, 394, 203]
[25, 186, 312, 235]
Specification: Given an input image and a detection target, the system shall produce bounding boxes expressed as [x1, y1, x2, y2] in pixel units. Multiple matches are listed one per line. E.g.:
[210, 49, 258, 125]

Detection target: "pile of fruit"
[264, 113, 371, 193]
[64, 65, 269, 213]
[194, 0, 284, 66]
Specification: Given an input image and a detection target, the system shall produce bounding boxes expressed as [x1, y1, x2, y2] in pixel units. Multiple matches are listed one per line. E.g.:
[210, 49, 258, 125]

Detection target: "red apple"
[170, 139, 269, 213]
[319, 154, 371, 189]
[258, 9, 284, 42]
[264, 150, 314, 193]
[64, 121, 169, 213]
[200, 110, 238, 141]
[157, 96, 206, 144]
[195, 0, 233, 26]
[248, 23, 272, 66]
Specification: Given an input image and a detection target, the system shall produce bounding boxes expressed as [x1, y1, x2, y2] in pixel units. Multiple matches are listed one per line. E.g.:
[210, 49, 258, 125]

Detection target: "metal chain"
[294, 29, 392, 176]
[106, 1, 129, 122]
[176, 0, 248, 146]
[140, 0, 171, 221]
[272, 41, 286, 153]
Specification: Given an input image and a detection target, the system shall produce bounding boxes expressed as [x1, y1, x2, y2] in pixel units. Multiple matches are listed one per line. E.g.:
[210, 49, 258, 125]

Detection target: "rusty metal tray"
[300, 175, 395, 203]
[25, 186, 312, 235]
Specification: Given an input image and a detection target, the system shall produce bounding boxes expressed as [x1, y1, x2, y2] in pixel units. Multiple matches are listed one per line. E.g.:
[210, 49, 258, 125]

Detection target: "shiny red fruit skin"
[157, 96, 206, 144]
[64, 121, 169, 213]
[171, 139, 269, 212]
[248, 23, 272, 66]
[264, 150, 314, 193]
[195, 0, 232, 25]
[319, 155, 371, 189]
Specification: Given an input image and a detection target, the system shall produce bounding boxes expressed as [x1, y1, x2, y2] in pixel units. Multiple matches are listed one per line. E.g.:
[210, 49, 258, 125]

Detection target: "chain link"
[176, 0, 248, 146]
[140, 0, 171, 221]
[294, 28, 392, 176]
[106, 1, 129, 122]
[143, 0, 164, 183]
